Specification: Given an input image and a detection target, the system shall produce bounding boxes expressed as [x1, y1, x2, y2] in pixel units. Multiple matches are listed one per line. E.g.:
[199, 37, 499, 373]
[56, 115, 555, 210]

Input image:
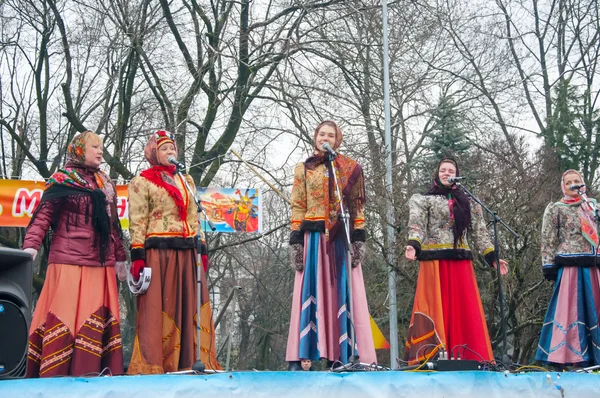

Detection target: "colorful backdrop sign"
[0, 180, 261, 233]
[198, 188, 262, 233]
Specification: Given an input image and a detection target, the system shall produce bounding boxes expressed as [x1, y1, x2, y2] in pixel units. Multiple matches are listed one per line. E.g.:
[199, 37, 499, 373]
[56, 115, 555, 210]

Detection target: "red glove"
[201, 254, 209, 273]
[131, 259, 145, 279]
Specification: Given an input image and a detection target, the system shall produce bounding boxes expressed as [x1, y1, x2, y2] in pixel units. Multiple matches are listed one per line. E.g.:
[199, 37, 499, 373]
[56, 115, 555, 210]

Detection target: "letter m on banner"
[13, 188, 43, 218]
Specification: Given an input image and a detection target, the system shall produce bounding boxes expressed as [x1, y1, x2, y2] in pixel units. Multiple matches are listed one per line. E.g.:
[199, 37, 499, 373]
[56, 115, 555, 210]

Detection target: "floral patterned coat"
[407, 194, 495, 263]
[541, 200, 600, 280]
[128, 173, 205, 261]
[289, 156, 365, 245]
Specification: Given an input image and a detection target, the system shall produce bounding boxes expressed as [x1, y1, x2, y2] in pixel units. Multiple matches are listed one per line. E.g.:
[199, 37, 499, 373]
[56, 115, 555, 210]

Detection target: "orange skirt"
[127, 248, 221, 374]
[26, 263, 123, 377]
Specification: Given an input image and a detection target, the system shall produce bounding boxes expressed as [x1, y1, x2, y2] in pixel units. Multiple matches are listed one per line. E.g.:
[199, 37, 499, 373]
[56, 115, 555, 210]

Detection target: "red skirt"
[405, 259, 494, 364]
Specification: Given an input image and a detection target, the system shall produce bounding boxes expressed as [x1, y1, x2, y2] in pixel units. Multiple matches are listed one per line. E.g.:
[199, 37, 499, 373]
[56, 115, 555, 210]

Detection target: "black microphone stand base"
[191, 360, 206, 373]
[347, 354, 360, 365]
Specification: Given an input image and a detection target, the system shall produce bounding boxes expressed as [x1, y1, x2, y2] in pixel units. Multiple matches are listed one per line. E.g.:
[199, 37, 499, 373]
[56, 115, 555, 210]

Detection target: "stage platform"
[1, 370, 599, 397]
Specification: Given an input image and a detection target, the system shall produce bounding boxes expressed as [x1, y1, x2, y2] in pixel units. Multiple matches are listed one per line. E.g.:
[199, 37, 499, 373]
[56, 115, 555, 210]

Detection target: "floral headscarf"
[53, 131, 109, 190]
[66, 130, 102, 166]
[560, 169, 598, 247]
[560, 169, 587, 197]
[144, 130, 177, 166]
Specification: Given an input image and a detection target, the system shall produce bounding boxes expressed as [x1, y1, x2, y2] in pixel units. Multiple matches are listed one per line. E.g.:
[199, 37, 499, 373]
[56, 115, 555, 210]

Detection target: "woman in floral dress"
[404, 158, 508, 363]
[536, 169, 600, 366]
[286, 121, 376, 370]
[127, 130, 220, 373]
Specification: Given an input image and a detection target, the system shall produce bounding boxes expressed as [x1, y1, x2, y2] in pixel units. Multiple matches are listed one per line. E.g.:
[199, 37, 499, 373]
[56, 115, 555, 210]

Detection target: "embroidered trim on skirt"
[27, 263, 123, 377]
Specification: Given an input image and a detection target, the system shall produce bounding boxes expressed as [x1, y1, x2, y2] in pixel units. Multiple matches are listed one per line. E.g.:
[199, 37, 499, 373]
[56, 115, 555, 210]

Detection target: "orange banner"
[0, 179, 129, 229]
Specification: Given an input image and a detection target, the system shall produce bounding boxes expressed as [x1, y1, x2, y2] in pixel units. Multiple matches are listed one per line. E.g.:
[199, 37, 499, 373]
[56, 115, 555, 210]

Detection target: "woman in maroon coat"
[22, 131, 126, 377]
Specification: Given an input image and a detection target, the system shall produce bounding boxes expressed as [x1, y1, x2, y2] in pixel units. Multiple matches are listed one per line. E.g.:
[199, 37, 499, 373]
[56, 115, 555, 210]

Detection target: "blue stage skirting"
[1, 371, 600, 397]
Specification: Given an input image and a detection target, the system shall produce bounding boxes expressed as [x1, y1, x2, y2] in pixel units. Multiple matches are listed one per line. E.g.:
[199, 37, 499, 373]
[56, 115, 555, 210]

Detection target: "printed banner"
[0, 180, 261, 233]
[0, 179, 129, 229]
[197, 188, 262, 233]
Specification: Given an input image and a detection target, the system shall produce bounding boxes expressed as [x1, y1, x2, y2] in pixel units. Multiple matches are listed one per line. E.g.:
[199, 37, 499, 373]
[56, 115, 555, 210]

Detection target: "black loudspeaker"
[0, 248, 33, 379]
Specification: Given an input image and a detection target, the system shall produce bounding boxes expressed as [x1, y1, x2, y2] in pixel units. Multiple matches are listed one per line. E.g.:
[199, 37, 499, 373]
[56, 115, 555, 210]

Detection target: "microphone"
[570, 184, 585, 191]
[321, 142, 338, 158]
[167, 156, 185, 169]
[448, 176, 465, 183]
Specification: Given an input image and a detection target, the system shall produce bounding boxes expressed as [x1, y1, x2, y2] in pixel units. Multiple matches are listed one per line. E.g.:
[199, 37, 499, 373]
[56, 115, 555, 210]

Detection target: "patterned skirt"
[27, 263, 123, 377]
[286, 231, 376, 364]
[536, 266, 600, 365]
[127, 248, 221, 374]
[405, 259, 494, 364]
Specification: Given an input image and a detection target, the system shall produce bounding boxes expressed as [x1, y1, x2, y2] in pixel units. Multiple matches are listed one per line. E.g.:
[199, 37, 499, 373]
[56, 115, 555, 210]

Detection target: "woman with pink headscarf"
[537, 170, 600, 366]
[127, 130, 219, 374]
[286, 121, 376, 370]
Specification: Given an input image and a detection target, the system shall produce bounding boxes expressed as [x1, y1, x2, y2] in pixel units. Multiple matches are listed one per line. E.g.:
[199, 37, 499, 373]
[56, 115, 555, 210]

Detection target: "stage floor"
[1, 370, 599, 397]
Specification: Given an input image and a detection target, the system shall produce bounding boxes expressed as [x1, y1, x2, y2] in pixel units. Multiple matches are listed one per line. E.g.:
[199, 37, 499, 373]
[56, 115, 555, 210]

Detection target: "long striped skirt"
[405, 259, 494, 364]
[286, 231, 376, 364]
[27, 263, 123, 377]
[536, 266, 600, 365]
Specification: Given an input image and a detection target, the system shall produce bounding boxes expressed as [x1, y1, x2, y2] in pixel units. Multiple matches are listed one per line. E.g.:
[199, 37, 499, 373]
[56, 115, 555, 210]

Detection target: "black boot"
[288, 361, 302, 371]
[326, 360, 334, 369]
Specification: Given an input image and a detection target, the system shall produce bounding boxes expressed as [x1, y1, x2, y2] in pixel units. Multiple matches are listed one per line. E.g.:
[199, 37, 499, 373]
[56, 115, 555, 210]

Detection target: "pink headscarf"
[144, 130, 177, 166]
[313, 120, 343, 150]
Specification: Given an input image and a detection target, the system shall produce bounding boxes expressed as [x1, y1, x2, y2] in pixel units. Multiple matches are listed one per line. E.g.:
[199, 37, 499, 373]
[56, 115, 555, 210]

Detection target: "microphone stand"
[454, 181, 519, 365]
[327, 150, 359, 365]
[575, 188, 600, 266]
[174, 163, 216, 373]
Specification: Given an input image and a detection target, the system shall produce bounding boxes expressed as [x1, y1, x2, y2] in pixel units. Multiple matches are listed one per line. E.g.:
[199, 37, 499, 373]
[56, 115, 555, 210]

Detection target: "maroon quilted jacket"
[23, 166, 126, 267]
